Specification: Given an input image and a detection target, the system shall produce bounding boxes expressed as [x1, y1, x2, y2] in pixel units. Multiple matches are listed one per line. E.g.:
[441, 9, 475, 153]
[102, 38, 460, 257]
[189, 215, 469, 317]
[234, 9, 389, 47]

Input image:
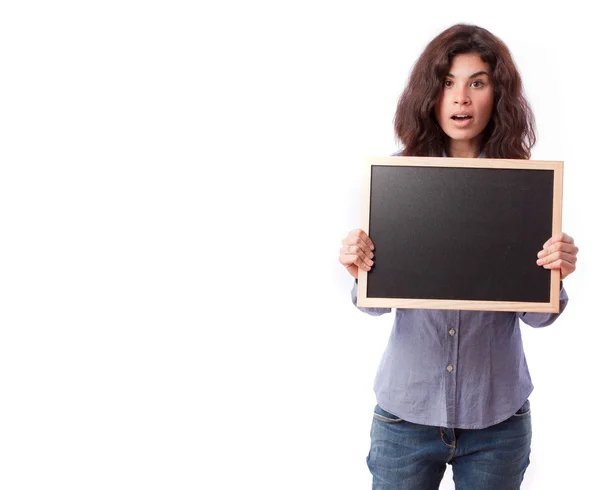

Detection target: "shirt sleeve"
[516, 283, 569, 328]
[350, 280, 391, 316]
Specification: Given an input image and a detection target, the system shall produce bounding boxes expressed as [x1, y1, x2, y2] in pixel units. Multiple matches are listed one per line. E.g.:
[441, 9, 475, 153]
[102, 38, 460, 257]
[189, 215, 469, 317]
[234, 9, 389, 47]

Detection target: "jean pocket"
[512, 399, 531, 417]
[373, 404, 404, 423]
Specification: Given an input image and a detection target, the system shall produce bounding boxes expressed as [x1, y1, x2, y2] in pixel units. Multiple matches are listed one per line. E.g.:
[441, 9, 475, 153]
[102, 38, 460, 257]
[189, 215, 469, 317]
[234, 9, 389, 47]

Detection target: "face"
[435, 52, 494, 155]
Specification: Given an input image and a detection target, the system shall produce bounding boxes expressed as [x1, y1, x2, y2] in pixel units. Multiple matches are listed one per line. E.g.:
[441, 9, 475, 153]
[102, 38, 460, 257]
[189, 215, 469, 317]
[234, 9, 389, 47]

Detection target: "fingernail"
[370, 244, 375, 250]
[537, 259, 542, 265]
[537, 251, 544, 258]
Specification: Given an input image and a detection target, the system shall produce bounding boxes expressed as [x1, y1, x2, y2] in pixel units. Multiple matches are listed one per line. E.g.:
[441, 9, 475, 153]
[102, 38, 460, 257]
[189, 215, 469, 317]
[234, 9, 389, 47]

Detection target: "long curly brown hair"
[394, 24, 536, 159]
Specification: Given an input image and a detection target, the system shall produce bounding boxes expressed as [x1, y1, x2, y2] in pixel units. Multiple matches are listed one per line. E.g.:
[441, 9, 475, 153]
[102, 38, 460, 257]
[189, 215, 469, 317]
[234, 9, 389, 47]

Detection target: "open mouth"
[451, 115, 473, 120]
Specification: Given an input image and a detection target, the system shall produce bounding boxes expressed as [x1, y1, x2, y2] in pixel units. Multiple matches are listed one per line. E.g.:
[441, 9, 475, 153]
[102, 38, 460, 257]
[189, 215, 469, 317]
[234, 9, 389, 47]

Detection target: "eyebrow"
[446, 71, 490, 79]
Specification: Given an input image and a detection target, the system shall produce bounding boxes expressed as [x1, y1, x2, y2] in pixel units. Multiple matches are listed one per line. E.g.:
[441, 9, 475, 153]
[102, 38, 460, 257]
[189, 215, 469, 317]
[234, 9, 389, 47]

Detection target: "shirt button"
[449, 329, 456, 336]
[446, 365, 453, 372]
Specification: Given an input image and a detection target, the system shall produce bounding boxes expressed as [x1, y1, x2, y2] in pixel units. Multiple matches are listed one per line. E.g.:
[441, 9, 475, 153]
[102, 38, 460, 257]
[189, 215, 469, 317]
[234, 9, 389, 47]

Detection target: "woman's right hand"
[339, 229, 375, 279]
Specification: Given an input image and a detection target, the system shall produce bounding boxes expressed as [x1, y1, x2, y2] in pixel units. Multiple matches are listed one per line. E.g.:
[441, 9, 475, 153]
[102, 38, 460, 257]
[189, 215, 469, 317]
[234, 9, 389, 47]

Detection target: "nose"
[454, 86, 470, 105]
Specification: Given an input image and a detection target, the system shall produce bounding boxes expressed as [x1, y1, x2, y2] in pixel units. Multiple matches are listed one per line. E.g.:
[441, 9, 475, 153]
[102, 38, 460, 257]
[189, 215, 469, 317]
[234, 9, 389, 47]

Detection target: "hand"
[339, 229, 375, 279]
[536, 232, 579, 280]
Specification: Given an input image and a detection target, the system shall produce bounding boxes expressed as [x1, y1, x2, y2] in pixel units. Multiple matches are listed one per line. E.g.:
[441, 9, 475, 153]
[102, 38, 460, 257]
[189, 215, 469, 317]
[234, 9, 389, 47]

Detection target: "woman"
[338, 24, 578, 490]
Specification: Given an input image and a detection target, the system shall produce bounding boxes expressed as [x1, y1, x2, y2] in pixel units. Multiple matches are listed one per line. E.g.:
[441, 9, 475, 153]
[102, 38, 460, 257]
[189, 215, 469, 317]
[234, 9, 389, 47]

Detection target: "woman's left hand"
[537, 232, 579, 280]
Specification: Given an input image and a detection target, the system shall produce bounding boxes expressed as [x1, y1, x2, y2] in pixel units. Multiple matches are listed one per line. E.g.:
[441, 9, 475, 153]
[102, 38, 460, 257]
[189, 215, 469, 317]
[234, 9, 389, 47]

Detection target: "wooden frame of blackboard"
[357, 156, 563, 312]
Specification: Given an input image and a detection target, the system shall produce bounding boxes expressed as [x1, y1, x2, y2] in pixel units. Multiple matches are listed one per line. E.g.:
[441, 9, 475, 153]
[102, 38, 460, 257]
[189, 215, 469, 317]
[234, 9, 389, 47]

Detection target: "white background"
[1, 1, 598, 489]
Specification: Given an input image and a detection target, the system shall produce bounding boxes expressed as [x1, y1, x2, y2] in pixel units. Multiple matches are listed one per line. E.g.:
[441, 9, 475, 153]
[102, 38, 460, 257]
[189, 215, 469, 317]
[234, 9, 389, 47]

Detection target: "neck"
[446, 139, 482, 158]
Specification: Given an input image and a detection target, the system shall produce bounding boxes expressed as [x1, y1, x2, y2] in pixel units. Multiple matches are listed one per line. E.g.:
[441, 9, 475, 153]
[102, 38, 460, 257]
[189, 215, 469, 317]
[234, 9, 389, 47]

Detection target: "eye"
[444, 79, 453, 88]
[472, 80, 485, 88]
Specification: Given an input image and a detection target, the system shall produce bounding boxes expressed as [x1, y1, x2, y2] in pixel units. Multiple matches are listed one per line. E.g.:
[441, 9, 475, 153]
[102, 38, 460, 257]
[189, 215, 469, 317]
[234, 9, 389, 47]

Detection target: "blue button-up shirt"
[352, 283, 568, 429]
[353, 150, 569, 429]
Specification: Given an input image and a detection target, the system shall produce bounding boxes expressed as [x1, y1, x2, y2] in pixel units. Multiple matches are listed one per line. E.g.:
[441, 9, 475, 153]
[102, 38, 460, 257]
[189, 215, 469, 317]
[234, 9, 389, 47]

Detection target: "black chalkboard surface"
[357, 157, 563, 312]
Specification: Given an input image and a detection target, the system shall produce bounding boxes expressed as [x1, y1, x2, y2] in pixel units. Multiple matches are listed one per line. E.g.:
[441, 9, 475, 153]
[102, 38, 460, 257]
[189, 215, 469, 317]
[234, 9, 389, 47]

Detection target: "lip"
[451, 111, 473, 118]
[450, 114, 474, 128]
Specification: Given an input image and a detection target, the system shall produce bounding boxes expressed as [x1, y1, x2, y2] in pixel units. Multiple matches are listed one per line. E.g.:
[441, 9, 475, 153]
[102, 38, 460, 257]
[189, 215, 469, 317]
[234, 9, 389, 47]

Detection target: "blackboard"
[357, 157, 563, 312]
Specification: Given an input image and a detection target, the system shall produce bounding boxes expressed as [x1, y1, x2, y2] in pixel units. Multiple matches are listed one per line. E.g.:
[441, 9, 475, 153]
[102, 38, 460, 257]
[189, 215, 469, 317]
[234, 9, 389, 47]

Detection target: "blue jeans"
[367, 401, 532, 490]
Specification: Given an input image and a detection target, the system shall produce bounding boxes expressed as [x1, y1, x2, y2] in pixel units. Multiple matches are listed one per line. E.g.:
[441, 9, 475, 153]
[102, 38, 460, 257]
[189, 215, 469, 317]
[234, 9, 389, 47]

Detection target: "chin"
[446, 129, 483, 142]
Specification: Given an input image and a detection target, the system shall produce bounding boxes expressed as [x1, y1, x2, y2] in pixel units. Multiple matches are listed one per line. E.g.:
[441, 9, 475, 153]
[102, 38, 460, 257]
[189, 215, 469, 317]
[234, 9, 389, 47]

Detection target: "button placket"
[444, 311, 460, 425]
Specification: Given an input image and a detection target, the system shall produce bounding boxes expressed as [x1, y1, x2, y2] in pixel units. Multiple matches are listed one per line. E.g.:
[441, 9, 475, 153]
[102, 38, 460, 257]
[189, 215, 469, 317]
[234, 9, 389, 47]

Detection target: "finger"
[343, 233, 375, 260]
[340, 255, 371, 272]
[351, 229, 375, 251]
[537, 242, 579, 258]
[345, 245, 375, 269]
[339, 252, 358, 269]
[543, 232, 574, 249]
[339, 245, 374, 271]
[340, 257, 371, 272]
[537, 250, 577, 267]
[541, 258, 576, 279]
